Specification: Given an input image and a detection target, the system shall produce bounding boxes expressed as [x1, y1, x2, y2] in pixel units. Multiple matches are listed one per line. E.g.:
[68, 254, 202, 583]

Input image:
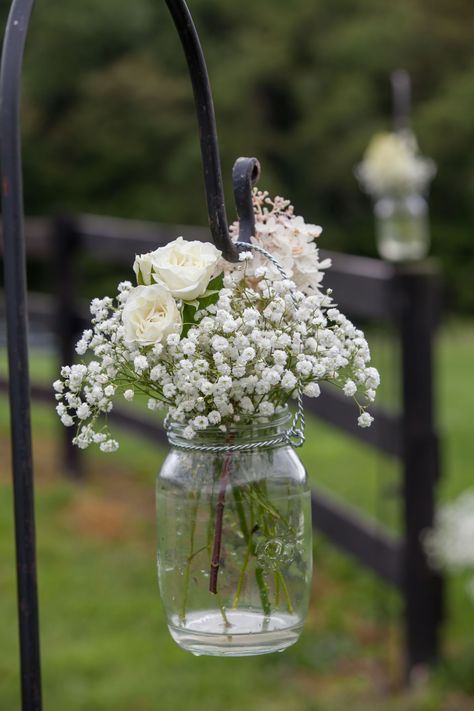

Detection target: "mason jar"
[374, 193, 429, 262]
[156, 410, 312, 656]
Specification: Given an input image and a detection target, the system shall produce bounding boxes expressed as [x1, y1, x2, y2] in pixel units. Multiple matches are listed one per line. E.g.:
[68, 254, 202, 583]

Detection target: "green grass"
[0, 321, 473, 710]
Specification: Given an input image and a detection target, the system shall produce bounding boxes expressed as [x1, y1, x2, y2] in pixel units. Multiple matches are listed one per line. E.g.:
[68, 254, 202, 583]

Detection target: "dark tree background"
[2, 0, 474, 308]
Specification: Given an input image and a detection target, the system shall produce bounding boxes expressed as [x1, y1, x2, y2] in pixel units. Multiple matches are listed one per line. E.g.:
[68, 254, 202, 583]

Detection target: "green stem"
[216, 592, 231, 628]
[247, 488, 291, 529]
[232, 482, 272, 615]
[256, 567, 271, 616]
[274, 572, 281, 609]
[232, 485, 250, 541]
[179, 489, 201, 624]
[232, 541, 252, 609]
[277, 570, 294, 615]
[254, 481, 295, 616]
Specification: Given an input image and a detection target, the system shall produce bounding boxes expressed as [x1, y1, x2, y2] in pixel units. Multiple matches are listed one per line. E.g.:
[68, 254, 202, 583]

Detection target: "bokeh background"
[1, 0, 473, 709]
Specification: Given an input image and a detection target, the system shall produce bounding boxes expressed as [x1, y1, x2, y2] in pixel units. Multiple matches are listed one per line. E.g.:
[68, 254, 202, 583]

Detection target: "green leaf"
[195, 273, 225, 311]
[206, 273, 224, 292]
[181, 302, 198, 338]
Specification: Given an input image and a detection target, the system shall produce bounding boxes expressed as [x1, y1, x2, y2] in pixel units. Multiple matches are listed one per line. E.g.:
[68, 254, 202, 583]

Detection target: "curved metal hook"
[232, 157, 260, 245]
[165, 0, 241, 261]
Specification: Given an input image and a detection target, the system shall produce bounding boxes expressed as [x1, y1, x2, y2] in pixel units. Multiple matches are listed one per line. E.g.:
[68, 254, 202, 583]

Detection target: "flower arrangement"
[424, 490, 474, 603]
[54, 190, 380, 652]
[54, 190, 379, 449]
[355, 130, 436, 198]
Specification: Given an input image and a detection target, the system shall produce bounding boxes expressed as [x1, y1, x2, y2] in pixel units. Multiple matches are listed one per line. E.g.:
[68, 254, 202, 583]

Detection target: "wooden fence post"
[52, 215, 83, 479]
[397, 262, 444, 677]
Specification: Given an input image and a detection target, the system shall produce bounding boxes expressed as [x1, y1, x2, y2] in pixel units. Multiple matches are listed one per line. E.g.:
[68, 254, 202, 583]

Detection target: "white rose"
[133, 237, 222, 301]
[122, 284, 181, 346]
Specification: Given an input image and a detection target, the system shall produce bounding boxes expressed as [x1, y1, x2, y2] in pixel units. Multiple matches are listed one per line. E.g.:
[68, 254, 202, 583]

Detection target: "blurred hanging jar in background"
[355, 130, 436, 262]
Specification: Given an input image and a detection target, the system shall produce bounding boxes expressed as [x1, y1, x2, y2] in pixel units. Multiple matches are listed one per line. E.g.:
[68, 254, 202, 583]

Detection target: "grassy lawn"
[0, 321, 473, 710]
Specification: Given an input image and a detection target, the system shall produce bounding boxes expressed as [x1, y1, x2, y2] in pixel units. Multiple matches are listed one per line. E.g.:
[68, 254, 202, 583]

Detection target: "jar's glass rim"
[166, 406, 292, 445]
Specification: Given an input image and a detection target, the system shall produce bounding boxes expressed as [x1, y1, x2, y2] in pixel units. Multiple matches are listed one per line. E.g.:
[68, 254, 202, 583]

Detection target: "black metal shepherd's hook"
[391, 68, 411, 134]
[0, 1, 261, 709]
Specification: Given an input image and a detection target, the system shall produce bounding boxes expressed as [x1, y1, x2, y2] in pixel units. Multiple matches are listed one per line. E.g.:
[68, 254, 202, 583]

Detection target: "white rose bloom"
[133, 237, 222, 301]
[122, 284, 181, 346]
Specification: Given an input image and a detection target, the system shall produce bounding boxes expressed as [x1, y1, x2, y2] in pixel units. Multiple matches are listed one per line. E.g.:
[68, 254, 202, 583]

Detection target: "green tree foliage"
[2, 0, 474, 307]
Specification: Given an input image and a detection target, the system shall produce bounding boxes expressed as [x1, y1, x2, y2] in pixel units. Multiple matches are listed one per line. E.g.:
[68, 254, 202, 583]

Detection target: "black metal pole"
[0, 1, 42, 709]
[391, 68, 411, 134]
[164, 0, 259, 258]
[164, 0, 237, 260]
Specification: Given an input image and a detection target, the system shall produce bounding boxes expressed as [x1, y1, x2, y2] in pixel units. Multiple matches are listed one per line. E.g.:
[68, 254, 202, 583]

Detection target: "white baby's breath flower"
[193, 415, 209, 430]
[183, 425, 195, 440]
[167, 333, 180, 347]
[281, 371, 297, 391]
[76, 402, 91, 420]
[303, 382, 320, 398]
[357, 412, 374, 428]
[100, 439, 119, 453]
[163, 384, 177, 399]
[343, 380, 357, 397]
[211, 335, 228, 352]
[75, 339, 88, 355]
[239, 251, 253, 261]
[258, 401, 275, 416]
[208, 410, 221, 425]
[181, 341, 196, 356]
[133, 355, 148, 374]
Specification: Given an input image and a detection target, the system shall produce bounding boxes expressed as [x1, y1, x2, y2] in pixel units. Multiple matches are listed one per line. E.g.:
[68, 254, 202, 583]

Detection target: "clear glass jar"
[374, 193, 429, 262]
[156, 410, 312, 657]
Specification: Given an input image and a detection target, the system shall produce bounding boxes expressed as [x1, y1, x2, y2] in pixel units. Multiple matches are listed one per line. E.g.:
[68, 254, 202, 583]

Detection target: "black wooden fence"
[0, 213, 443, 678]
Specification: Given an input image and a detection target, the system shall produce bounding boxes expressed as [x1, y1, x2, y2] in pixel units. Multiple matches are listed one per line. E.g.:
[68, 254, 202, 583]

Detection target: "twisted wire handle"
[167, 240, 306, 452]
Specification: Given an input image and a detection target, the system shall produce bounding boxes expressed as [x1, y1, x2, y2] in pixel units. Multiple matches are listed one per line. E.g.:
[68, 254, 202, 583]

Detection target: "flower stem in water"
[209, 450, 232, 594]
[277, 570, 294, 614]
[232, 541, 252, 609]
[179, 489, 201, 623]
[256, 566, 271, 616]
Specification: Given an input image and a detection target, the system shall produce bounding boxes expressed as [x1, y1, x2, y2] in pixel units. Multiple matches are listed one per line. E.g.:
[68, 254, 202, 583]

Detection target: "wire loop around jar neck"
[165, 241, 306, 453]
